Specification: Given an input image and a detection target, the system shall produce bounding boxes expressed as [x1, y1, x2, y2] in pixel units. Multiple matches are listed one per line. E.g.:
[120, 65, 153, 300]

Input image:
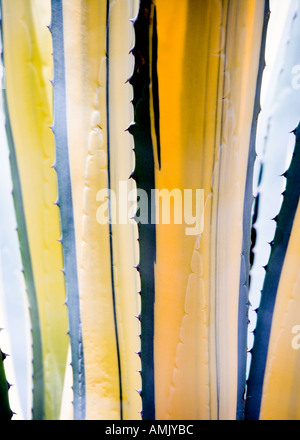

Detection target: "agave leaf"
[50, 0, 85, 420]
[245, 122, 300, 419]
[245, 0, 300, 420]
[130, 0, 157, 420]
[258, 200, 300, 419]
[1, 0, 69, 419]
[106, 0, 142, 420]
[0, 57, 31, 419]
[60, 0, 119, 420]
[248, 0, 300, 333]
[151, 0, 266, 420]
[236, 0, 269, 419]
[0, 348, 12, 420]
[55, 0, 141, 420]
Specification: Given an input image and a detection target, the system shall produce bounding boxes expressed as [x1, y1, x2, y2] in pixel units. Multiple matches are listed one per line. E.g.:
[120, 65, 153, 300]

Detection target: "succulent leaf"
[1, 0, 69, 420]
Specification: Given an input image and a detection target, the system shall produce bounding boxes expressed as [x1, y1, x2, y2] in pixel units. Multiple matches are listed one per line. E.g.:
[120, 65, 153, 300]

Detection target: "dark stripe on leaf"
[245, 121, 300, 420]
[151, 6, 161, 170]
[130, 0, 156, 420]
[236, 0, 270, 420]
[106, 0, 123, 420]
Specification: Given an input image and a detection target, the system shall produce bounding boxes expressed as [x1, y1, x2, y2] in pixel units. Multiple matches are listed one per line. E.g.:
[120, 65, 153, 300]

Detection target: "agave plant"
[0, 0, 299, 421]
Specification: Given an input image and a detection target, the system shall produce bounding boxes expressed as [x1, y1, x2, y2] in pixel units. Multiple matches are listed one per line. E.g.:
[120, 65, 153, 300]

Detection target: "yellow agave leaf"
[153, 0, 265, 419]
[1, 0, 68, 419]
[258, 202, 300, 420]
[107, 0, 142, 420]
[62, 0, 141, 419]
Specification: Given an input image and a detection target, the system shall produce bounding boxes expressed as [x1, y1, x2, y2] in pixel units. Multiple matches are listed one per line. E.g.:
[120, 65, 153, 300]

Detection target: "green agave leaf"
[50, 0, 85, 420]
[0, 0, 44, 419]
[0, 350, 13, 420]
[129, 0, 156, 420]
[0, 68, 31, 419]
